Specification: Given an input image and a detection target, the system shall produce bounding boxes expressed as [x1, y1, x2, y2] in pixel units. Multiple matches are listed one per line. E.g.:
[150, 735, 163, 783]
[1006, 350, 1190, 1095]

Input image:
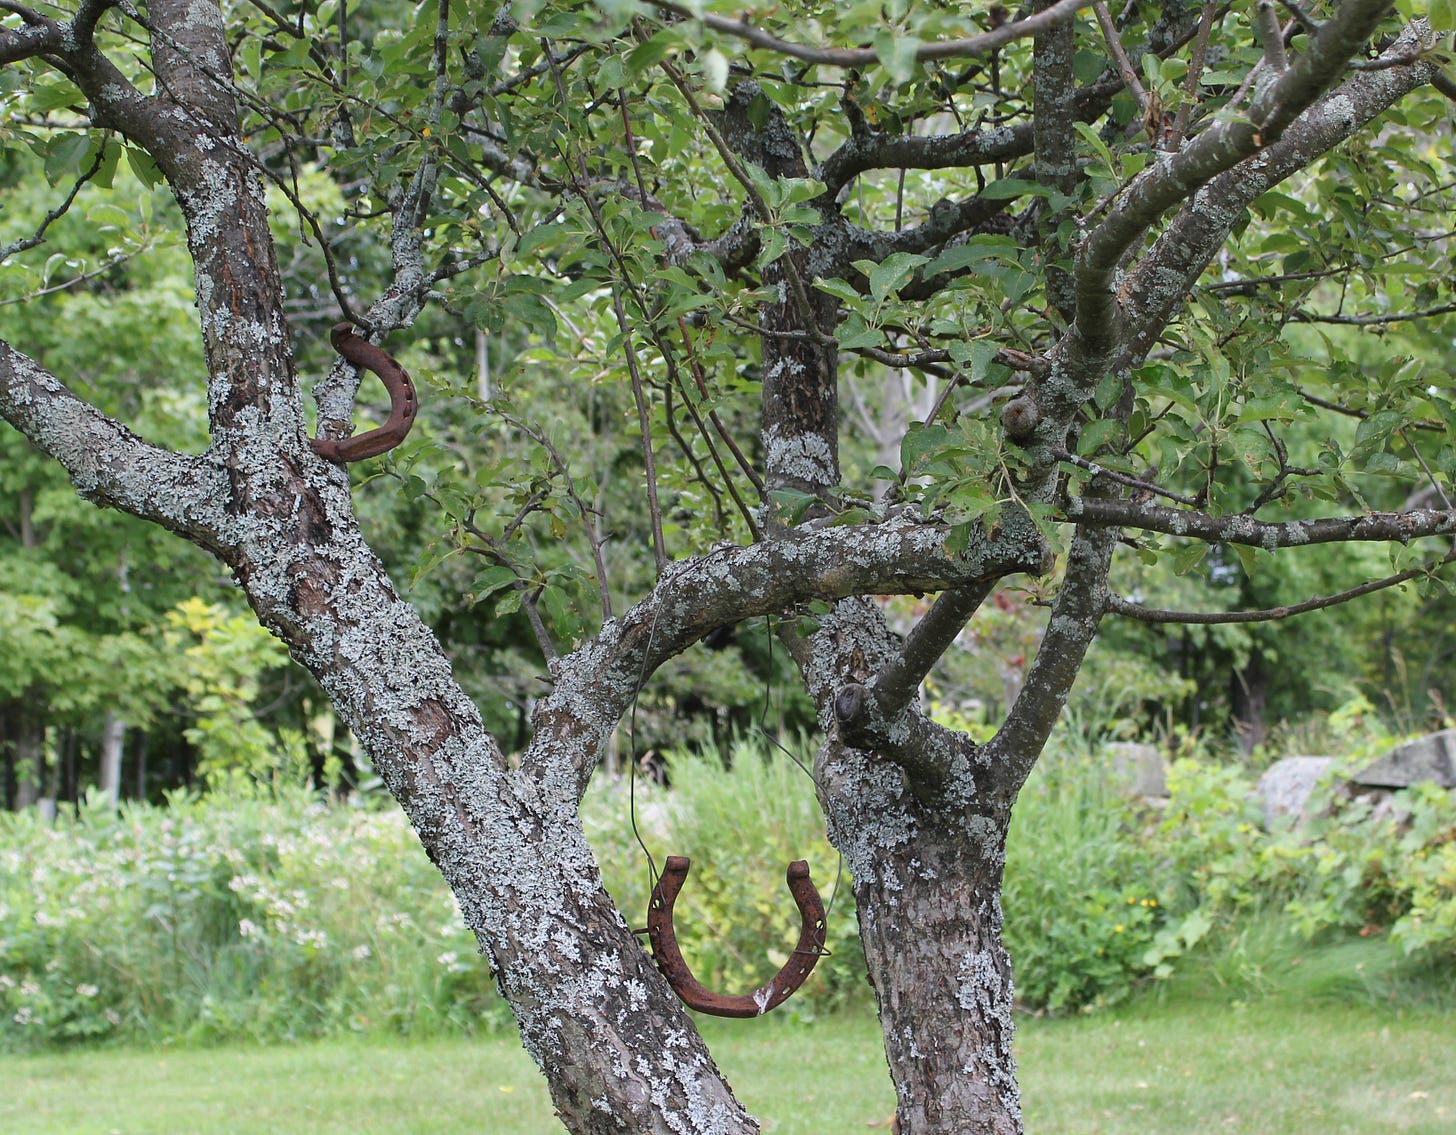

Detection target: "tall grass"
[4, 732, 1453, 1052]
[1002, 741, 1168, 1011]
[0, 790, 505, 1051]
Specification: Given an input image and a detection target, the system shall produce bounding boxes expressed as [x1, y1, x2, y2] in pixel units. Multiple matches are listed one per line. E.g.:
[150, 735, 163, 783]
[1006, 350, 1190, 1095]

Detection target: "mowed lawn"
[3, 998, 1452, 1134]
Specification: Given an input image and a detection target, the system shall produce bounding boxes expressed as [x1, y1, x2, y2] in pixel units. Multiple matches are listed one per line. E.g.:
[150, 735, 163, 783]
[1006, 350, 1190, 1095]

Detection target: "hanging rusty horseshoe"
[646, 855, 827, 1018]
[310, 322, 418, 463]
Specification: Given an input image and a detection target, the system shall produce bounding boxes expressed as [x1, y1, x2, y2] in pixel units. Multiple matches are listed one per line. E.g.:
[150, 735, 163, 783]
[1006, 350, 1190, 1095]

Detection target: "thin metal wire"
[756, 615, 844, 947]
[627, 606, 663, 922]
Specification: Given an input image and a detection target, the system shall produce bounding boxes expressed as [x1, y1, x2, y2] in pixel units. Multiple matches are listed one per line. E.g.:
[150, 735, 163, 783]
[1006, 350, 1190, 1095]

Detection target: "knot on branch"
[833, 681, 889, 753]
[834, 682, 870, 726]
[1000, 396, 1040, 443]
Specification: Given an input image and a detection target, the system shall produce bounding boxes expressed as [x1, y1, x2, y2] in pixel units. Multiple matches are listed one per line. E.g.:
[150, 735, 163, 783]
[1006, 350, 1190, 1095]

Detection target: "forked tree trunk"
[822, 732, 1022, 1135]
[855, 815, 1020, 1134]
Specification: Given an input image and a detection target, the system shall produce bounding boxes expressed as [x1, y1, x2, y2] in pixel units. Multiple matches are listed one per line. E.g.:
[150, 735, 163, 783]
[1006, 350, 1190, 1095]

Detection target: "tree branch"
[1106, 550, 1456, 624]
[984, 522, 1117, 796]
[1068, 496, 1456, 548]
[1033, 5, 1080, 320]
[0, 341, 227, 541]
[1093, 1, 1150, 117]
[1290, 301, 1456, 326]
[1074, 0, 1396, 353]
[1115, 23, 1438, 381]
[817, 79, 1124, 196]
[873, 580, 997, 718]
[1054, 449, 1199, 505]
[645, 0, 1091, 68]
[0, 4, 60, 62]
[527, 508, 1052, 800]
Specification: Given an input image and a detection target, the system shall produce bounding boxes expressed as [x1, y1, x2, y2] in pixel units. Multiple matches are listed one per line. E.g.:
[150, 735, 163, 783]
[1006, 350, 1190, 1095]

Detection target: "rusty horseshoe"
[646, 855, 827, 1018]
[310, 322, 418, 463]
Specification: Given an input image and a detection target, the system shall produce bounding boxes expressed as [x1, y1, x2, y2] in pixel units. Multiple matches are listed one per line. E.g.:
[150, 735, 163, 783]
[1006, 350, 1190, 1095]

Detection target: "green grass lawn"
[3, 997, 1452, 1134]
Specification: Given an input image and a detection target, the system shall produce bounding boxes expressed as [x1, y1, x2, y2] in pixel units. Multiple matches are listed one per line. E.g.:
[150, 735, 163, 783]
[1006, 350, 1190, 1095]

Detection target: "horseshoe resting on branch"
[646, 855, 827, 1018]
[310, 322, 418, 463]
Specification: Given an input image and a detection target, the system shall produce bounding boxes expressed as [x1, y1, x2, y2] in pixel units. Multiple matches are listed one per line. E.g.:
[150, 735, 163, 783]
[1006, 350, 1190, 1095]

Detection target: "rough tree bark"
[1, 1, 1446, 1133]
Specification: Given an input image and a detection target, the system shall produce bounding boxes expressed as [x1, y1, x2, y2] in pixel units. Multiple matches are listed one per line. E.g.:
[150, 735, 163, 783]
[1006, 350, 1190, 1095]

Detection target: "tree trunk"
[13, 700, 44, 810]
[828, 740, 1021, 1134]
[1231, 647, 1268, 755]
[100, 710, 126, 809]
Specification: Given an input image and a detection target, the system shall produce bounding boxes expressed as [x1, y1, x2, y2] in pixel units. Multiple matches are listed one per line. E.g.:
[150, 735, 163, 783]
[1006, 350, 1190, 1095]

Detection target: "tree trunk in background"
[12, 701, 44, 809]
[1, 705, 13, 810]
[100, 710, 126, 808]
[135, 732, 149, 801]
[1232, 648, 1268, 755]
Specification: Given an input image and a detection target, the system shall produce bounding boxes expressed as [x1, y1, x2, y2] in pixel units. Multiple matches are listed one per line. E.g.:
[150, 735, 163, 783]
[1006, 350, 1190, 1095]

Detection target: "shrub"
[7, 731, 1451, 1051]
[1150, 753, 1456, 967]
[0, 789, 507, 1051]
[1001, 742, 1175, 1012]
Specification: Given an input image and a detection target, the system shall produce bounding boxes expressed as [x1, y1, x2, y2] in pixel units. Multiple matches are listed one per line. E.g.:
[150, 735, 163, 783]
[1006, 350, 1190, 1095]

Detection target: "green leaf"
[829, 506, 874, 527]
[1093, 372, 1124, 411]
[867, 252, 929, 302]
[1353, 409, 1403, 452]
[963, 339, 998, 385]
[976, 179, 1053, 202]
[43, 134, 93, 186]
[1170, 543, 1209, 576]
[815, 278, 863, 304]
[124, 146, 164, 189]
[923, 235, 1019, 279]
[1077, 419, 1124, 456]
[26, 80, 81, 114]
[626, 31, 677, 75]
[900, 423, 952, 475]
[1073, 122, 1116, 174]
[1230, 543, 1260, 577]
[874, 32, 921, 83]
[769, 488, 820, 524]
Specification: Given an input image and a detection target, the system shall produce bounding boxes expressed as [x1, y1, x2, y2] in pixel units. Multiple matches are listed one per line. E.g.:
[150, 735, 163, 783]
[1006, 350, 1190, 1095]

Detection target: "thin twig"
[0, 141, 107, 262]
[0, 245, 147, 306]
[642, 0, 1091, 68]
[1054, 449, 1200, 505]
[1107, 550, 1456, 624]
[614, 289, 669, 573]
[1093, 2, 1149, 114]
[1254, 0, 1288, 74]
[1169, 0, 1219, 148]
[1399, 428, 1453, 511]
[1289, 301, 1456, 326]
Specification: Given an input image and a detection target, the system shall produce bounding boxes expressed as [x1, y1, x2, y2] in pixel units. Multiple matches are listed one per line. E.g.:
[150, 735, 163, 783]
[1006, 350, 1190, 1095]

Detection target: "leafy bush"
[1151, 753, 1456, 966]
[5, 731, 1452, 1052]
[1001, 743, 1174, 1012]
[0, 790, 506, 1051]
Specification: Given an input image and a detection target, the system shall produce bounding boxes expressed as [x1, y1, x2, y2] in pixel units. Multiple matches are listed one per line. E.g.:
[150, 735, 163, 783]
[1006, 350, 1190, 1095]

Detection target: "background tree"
[2, 1, 1454, 1132]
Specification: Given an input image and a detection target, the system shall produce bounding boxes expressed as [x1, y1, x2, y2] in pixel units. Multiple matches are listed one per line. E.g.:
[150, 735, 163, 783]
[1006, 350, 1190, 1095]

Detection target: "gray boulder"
[1353, 729, 1456, 789]
[1255, 756, 1335, 827]
[1104, 742, 1168, 799]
